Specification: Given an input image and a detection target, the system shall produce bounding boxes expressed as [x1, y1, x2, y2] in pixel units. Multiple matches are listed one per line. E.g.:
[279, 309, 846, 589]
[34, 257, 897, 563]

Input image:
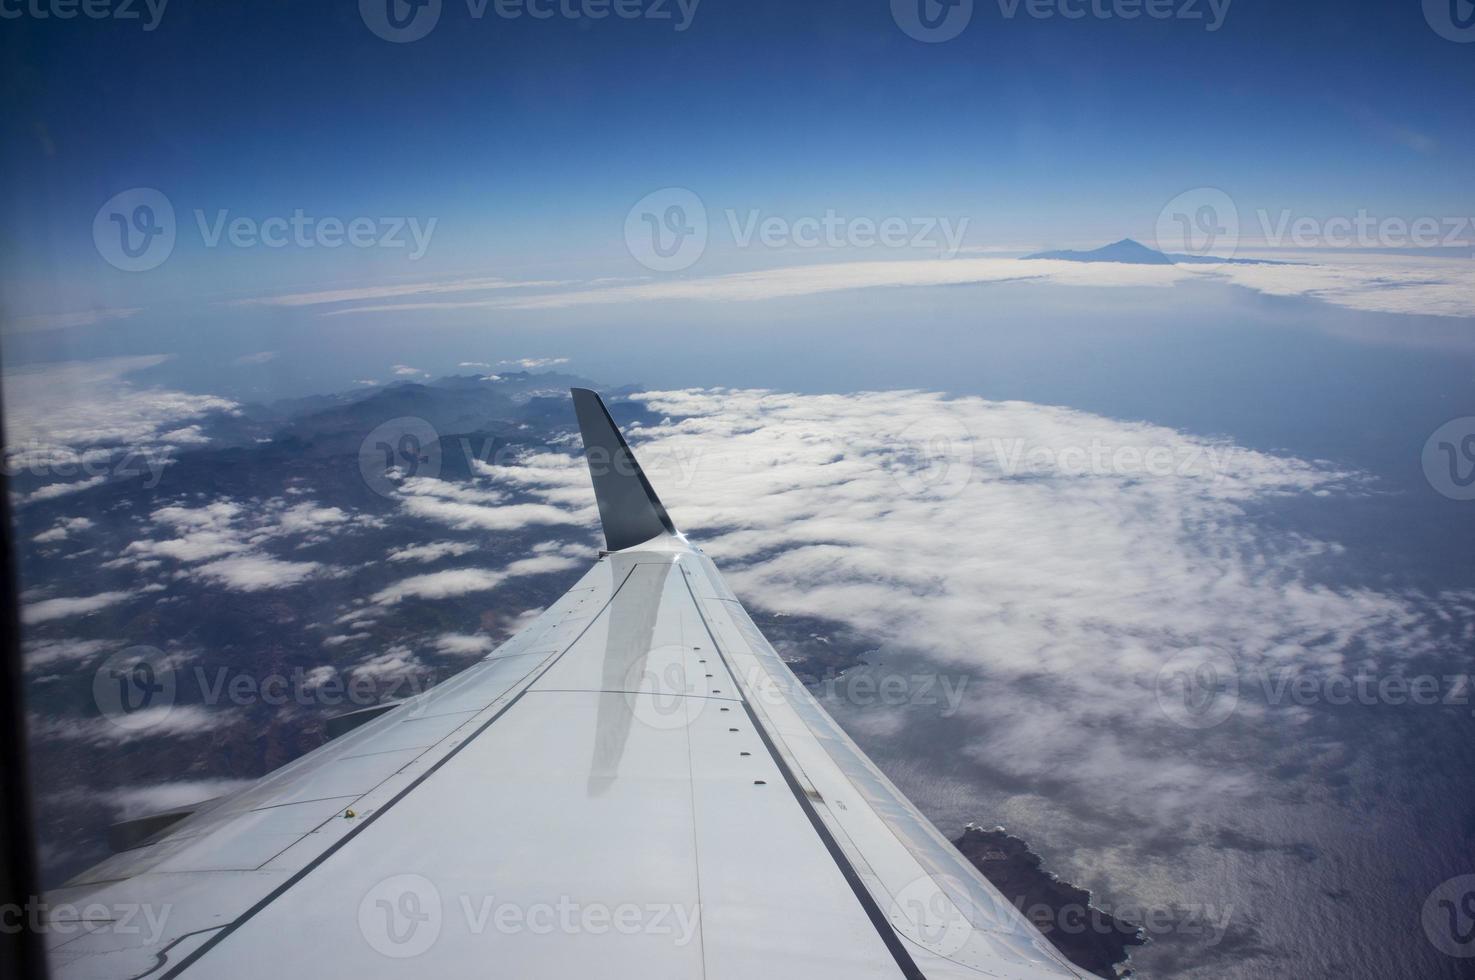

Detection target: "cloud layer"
[313, 253, 1475, 321]
[503, 389, 1463, 829]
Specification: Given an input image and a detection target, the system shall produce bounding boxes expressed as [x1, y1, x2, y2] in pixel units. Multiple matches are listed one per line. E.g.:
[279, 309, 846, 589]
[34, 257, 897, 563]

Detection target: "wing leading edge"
[44, 390, 1082, 980]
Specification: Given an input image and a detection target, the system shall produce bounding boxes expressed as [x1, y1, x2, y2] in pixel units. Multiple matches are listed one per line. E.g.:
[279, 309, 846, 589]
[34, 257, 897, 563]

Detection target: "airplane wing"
[43, 388, 1083, 980]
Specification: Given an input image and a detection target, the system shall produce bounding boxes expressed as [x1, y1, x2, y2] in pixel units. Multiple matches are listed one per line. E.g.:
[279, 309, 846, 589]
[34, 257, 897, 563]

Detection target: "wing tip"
[570, 388, 678, 551]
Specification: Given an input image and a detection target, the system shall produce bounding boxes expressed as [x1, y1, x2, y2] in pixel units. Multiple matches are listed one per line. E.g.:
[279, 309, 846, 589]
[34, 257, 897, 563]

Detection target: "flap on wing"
[108, 799, 216, 853]
[571, 388, 678, 552]
[324, 700, 401, 740]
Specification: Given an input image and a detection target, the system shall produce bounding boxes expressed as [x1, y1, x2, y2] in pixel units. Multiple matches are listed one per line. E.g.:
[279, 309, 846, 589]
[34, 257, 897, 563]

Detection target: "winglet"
[571, 389, 678, 552]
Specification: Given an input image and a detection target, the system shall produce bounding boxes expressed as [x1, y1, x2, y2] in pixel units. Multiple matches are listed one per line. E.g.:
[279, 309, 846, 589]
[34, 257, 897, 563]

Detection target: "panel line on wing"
[674, 563, 927, 980]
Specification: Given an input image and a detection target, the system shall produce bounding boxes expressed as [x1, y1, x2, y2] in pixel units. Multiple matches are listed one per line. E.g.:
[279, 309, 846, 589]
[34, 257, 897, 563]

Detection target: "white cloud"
[32, 516, 95, 543]
[433, 633, 496, 657]
[394, 476, 584, 532]
[1215, 251, 1475, 319]
[24, 476, 108, 503]
[392, 364, 428, 377]
[22, 591, 134, 624]
[100, 779, 254, 820]
[502, 553, 582, 577]
[2, 356, 238, 460]
[272, 503, 349, 535]
[159, 426, 211, 445]
[240, 276, 566, 309]
[231, 351, 279, 366]
[371, 568, 507, 605]
[320, 252, 1475, 321]
[352, 646, 425, 683]
[23, 637, 115, 670]
[499, 357, 570, 369]
[120, 497, 354, 591]
[4, 308, 141, 334]
[194, 555, 326, 592]
[30, 705, 236, 746]
[500, 388, 1466, 845]
[386, 540, 478, 563]
[398, 496, 580, 532]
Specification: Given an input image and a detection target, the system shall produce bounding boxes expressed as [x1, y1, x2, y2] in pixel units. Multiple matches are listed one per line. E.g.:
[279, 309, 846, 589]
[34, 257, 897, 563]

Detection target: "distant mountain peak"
[1024, 237, 1287, 267]
[1023, 238, 1173, 265]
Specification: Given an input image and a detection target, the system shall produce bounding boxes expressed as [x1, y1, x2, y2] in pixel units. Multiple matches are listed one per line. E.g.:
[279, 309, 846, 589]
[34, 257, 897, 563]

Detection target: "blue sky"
[2, 0, 1472, 320]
